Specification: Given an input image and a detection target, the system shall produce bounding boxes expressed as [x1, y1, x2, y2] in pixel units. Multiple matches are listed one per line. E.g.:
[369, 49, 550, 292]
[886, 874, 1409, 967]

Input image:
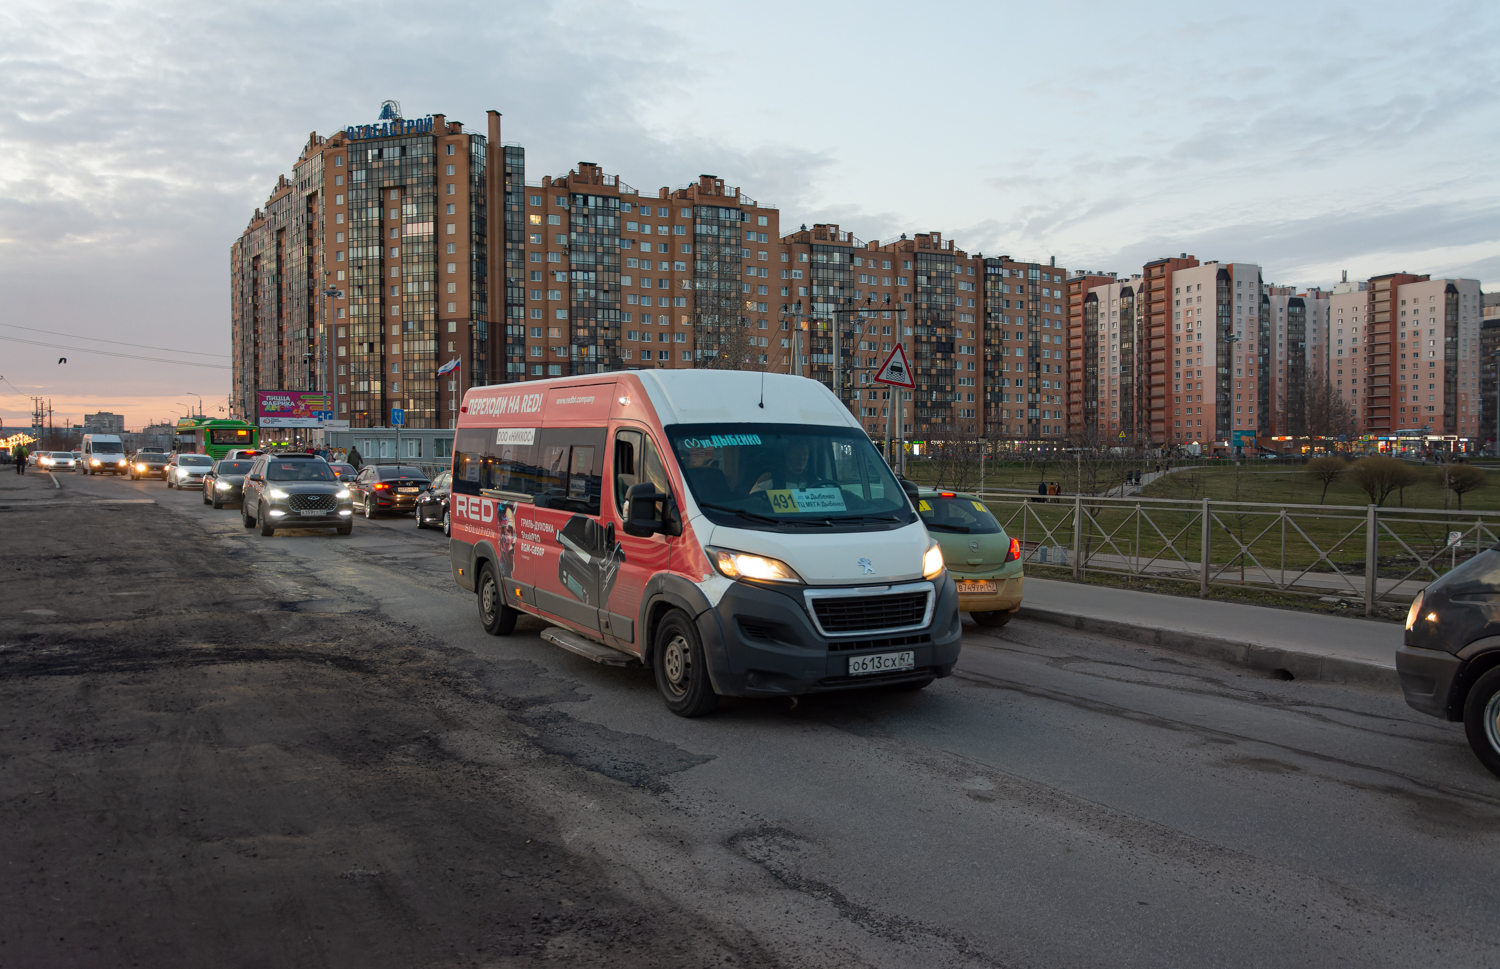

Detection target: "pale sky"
[2, 0, 1496, 430]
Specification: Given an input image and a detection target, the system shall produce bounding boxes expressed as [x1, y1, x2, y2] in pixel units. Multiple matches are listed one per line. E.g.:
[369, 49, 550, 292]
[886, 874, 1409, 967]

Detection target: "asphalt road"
[17, 468, 1500, 967]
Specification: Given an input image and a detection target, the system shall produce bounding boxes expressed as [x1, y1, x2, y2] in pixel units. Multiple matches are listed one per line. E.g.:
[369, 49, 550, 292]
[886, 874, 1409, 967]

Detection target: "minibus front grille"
[810, 591, 931, 635]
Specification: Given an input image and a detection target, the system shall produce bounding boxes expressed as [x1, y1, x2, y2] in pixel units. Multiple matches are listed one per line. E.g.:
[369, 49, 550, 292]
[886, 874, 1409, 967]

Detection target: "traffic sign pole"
[873, 343, 915, 472]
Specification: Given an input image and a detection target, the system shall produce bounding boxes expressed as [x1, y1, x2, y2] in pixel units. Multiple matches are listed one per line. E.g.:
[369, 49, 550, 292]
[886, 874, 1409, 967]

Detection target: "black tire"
[442, 510, 450, 537]
[415, 509, 426, 529]
[652, 610, 718, 717]
[363, 498, 375, 519]
[890, 676, 935, 692]
[1463, 666, 1500, 780]
[212, 498, 223, 510]
[165, 475, 172, 488]
[477, 561, 517, 636]
[201, 489, 211, 505]
[242, 504, 255, 528]
[972, 609, 1015, 628]
[336, 523, 352, 536]
[259, 504, 275, 537]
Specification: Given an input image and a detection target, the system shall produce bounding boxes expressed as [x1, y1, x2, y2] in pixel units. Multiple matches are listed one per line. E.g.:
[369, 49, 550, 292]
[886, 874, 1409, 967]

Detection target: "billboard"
[256, 391, 330, 428]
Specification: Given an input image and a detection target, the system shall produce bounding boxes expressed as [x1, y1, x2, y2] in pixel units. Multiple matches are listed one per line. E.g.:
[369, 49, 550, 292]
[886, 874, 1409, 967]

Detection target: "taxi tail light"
[1004, 537, 1020, 563]
[373, 482, 389, 490]
[939, 492, 956, 498]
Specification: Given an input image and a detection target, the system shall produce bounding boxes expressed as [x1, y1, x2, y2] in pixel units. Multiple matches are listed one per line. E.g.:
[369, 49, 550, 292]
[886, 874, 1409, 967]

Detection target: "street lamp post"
[185, 393, 203, 418]
[779, 300, 805, 377]
[322, 284, 343, 431]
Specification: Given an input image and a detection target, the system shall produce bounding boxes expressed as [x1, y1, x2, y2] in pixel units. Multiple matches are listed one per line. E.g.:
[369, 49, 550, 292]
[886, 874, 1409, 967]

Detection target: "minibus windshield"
[665, 423, 915, 531]
[91, 441, 124, 454]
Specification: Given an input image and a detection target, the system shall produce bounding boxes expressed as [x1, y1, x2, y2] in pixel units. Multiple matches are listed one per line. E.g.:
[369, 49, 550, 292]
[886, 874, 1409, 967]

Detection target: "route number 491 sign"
[873, 344, 916, 389]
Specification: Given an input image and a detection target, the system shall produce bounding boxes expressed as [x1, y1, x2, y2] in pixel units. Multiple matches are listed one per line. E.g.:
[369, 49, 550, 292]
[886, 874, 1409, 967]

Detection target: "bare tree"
[1347, 455, 1421, 507]
[1304, 456, 1346, 504]
[1440, 464, 1487, 510]
[1304, 371, 1358, 441]
[928, 425, 986, 492]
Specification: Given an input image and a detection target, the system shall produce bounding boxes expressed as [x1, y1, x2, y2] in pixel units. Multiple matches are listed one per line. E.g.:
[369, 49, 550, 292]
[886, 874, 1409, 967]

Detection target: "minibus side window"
[532, 428, 605, 514]
[612, 429, 668, 526]
[452, 428, 491, 496]
[613, 430, 641, 515]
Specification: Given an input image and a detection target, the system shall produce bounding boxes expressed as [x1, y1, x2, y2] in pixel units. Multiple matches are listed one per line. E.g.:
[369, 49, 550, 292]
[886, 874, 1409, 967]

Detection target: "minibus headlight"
[91, 459, 100, 466]
[923, 541, 946, 581]
[707, 547, 803, 584]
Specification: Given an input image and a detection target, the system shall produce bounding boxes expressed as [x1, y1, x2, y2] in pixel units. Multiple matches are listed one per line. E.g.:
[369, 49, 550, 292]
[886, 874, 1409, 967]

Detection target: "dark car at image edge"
[1398, 540, 1500, 779]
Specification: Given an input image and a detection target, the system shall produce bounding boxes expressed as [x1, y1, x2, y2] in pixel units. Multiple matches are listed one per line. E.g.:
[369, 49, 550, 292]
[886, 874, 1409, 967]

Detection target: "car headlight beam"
[923, 540, 946, 580]
[268, 488, 289, 499]
[707, 547, 803, 584]
[1405, 590, 1424, 632]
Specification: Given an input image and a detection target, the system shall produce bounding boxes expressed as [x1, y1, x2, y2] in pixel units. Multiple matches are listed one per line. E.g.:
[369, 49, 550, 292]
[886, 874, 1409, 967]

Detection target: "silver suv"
[241, 454, 353, 536]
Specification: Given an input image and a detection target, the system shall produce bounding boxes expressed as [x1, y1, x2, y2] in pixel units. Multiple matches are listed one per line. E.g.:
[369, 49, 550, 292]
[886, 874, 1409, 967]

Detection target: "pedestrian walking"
[1033, 480, 1046, 504]
[13, 443, 28, 474]
[347, 445, 363, 470]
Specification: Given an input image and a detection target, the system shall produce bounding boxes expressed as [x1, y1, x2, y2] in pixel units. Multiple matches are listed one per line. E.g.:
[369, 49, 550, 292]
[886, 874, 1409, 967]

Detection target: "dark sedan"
[327, 462, 358, 482]
[129, 452, 170, 480]
[202, 459, 254, 509]
[415, 471, 451, 534]
[351, 465, 430, 518]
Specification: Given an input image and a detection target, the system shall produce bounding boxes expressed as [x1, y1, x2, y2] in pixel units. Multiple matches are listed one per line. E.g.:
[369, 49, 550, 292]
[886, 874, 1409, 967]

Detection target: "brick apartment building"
[234, 105, 1486, 451]
[234, 105, 1069, 442]
[231, 103, 498, 430]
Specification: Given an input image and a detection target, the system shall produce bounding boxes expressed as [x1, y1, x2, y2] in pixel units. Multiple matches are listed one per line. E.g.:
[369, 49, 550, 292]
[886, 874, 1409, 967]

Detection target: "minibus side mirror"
[623, 481, 669, 537]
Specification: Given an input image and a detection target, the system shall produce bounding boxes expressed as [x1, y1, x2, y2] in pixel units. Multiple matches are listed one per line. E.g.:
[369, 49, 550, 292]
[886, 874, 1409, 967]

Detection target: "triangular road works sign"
[873, 343, 916, 388]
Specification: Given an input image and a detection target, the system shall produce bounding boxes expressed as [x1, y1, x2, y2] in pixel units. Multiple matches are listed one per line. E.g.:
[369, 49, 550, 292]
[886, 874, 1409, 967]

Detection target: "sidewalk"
[1015, 576, 1402, 689]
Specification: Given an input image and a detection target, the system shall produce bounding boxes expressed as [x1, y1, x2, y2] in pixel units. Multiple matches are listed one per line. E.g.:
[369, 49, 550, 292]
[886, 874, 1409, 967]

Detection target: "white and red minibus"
[449, 369, 959, 716]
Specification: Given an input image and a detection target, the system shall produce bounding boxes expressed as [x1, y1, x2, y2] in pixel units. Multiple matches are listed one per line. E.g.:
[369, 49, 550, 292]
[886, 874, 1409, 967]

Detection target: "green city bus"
[175, 418, 259, 460]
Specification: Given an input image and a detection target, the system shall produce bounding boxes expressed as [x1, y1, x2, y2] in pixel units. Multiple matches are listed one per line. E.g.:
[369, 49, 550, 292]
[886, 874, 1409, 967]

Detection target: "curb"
[1016, 605, 1399, 691]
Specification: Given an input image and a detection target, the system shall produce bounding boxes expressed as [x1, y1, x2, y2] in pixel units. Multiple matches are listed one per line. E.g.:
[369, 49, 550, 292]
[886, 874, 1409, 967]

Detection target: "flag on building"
[436, 357, 461, 376]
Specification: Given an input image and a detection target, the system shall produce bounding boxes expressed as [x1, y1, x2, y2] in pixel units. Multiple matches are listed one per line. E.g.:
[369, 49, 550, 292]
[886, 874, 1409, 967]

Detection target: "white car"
[166, 453, 215, 489]
[43, 451, 77, 470]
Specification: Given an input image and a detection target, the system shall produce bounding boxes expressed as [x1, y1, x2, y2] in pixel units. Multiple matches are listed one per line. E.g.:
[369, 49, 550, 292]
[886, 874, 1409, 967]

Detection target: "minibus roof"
[461, 369, 860, 430]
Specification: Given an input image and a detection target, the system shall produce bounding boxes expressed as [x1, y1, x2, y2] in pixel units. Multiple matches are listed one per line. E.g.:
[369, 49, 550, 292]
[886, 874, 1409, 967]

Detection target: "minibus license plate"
[848, 651, 915, 676]
[956, 580, 998, 594]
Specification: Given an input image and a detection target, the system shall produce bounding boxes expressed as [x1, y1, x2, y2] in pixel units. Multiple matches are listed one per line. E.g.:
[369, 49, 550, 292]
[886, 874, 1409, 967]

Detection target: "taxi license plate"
[298, 509, 323, 517]
[956, 580, 998, 594]
[848, 651, 915, 676]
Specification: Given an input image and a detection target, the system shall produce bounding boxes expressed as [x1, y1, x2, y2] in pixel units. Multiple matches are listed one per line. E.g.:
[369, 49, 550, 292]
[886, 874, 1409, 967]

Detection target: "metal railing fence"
[973, 489, 1498, 616]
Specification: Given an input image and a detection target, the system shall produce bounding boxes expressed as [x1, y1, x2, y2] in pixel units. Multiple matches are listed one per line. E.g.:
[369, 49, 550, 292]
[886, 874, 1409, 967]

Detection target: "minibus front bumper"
[695, 573, 963, 696]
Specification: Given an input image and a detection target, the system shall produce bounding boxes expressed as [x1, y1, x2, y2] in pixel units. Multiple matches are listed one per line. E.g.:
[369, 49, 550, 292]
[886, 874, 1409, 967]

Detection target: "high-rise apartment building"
[231, 104, 498, 429]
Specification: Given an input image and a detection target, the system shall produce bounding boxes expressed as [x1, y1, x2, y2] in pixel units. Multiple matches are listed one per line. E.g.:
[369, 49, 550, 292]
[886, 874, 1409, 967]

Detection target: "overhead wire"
[0, 335, 231, 370]
[0, 322, 230, 358]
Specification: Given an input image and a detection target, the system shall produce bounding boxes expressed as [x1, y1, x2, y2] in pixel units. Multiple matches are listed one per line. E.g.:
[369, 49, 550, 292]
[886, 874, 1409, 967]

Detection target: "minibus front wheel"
[654, 610, 718, 718]
[478, 561, 518, 636]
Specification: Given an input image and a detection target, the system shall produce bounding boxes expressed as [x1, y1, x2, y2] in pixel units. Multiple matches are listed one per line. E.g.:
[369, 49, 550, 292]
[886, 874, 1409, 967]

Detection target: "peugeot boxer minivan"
[80, 434, 128, 475]
[449, 370, 961, 716]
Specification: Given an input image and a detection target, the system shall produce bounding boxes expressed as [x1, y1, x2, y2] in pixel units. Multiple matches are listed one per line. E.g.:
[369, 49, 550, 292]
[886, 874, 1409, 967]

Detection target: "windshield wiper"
[698, 502, 784, 526]
[825, 514, 904, 524]
[924, 523, 971, 532]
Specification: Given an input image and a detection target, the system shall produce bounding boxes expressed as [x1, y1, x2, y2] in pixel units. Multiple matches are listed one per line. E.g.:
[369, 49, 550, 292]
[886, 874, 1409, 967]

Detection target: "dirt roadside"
[0, 479, 779, 968]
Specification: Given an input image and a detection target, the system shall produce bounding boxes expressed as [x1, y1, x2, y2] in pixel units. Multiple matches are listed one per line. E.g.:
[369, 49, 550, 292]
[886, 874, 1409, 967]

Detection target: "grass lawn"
[1140, 464, 1500, 512]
